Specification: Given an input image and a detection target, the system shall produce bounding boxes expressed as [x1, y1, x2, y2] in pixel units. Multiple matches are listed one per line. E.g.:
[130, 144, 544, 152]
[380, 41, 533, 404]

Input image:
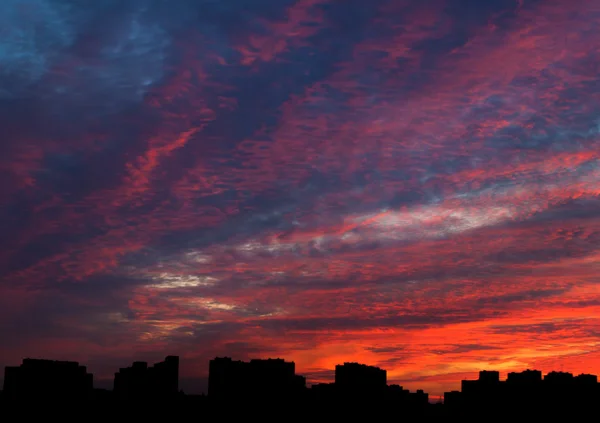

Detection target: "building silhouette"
[332, 362, 387, 406]
[307, 362, 428, 415]
[386, 384, 429, 407]
[3, 358, 93, 401]
[445, 368, 600, 417]
[507, 368, 542, 384]
[208, 357, 305, 402]
[1, 351, 599, 418]
[335, 362, 387, 391]
[113, 356, 179, 400]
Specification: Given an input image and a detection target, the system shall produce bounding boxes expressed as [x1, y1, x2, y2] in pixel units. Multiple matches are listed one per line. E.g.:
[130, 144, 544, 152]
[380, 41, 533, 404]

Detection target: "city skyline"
[4, 355, 597, 417]
[3, 354, 599, 403]
[2, 353, 599, 398]
[1, 0, 600, 399]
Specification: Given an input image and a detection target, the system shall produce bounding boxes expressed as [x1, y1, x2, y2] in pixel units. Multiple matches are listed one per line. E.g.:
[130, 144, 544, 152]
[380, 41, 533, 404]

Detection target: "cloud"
[1, 0, 600, 397]
[0, 0, 77, 97]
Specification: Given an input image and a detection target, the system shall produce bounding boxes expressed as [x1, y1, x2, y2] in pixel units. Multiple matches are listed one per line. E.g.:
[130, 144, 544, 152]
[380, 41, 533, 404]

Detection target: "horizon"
[1, 0, 600, 399]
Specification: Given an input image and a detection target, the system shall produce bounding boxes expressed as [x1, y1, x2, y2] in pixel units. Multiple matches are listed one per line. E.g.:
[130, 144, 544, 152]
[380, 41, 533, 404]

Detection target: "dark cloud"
[474, 289, 567, 307]
[366, 345, 407, 354]
[258, 309, 506, 332]
[445, 344, 502, 354]
[490, 322, 581, 335]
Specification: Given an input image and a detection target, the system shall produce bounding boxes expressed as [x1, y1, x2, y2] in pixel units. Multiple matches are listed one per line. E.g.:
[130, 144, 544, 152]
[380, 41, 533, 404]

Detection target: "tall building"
[507, 369, 542, 384]
[477, 370, 500, 384]
[3, 358, 93, 401]
[114, 356, 179, 400]
[461, 370, 502, 394]
[335, 362, 386, 388]
[208, 357, 305, 401]
[149, 355, 179, 396]
[544, 371, 574, 384]
[334, 362, 387, 398]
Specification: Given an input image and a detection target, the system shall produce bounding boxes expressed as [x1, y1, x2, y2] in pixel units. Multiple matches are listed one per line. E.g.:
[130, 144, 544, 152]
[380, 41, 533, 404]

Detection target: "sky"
[1, 0, 600, 397]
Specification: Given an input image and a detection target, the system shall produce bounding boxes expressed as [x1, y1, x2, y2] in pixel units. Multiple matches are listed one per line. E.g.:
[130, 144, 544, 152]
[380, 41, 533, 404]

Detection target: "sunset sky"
[1, 0, 600, 396]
